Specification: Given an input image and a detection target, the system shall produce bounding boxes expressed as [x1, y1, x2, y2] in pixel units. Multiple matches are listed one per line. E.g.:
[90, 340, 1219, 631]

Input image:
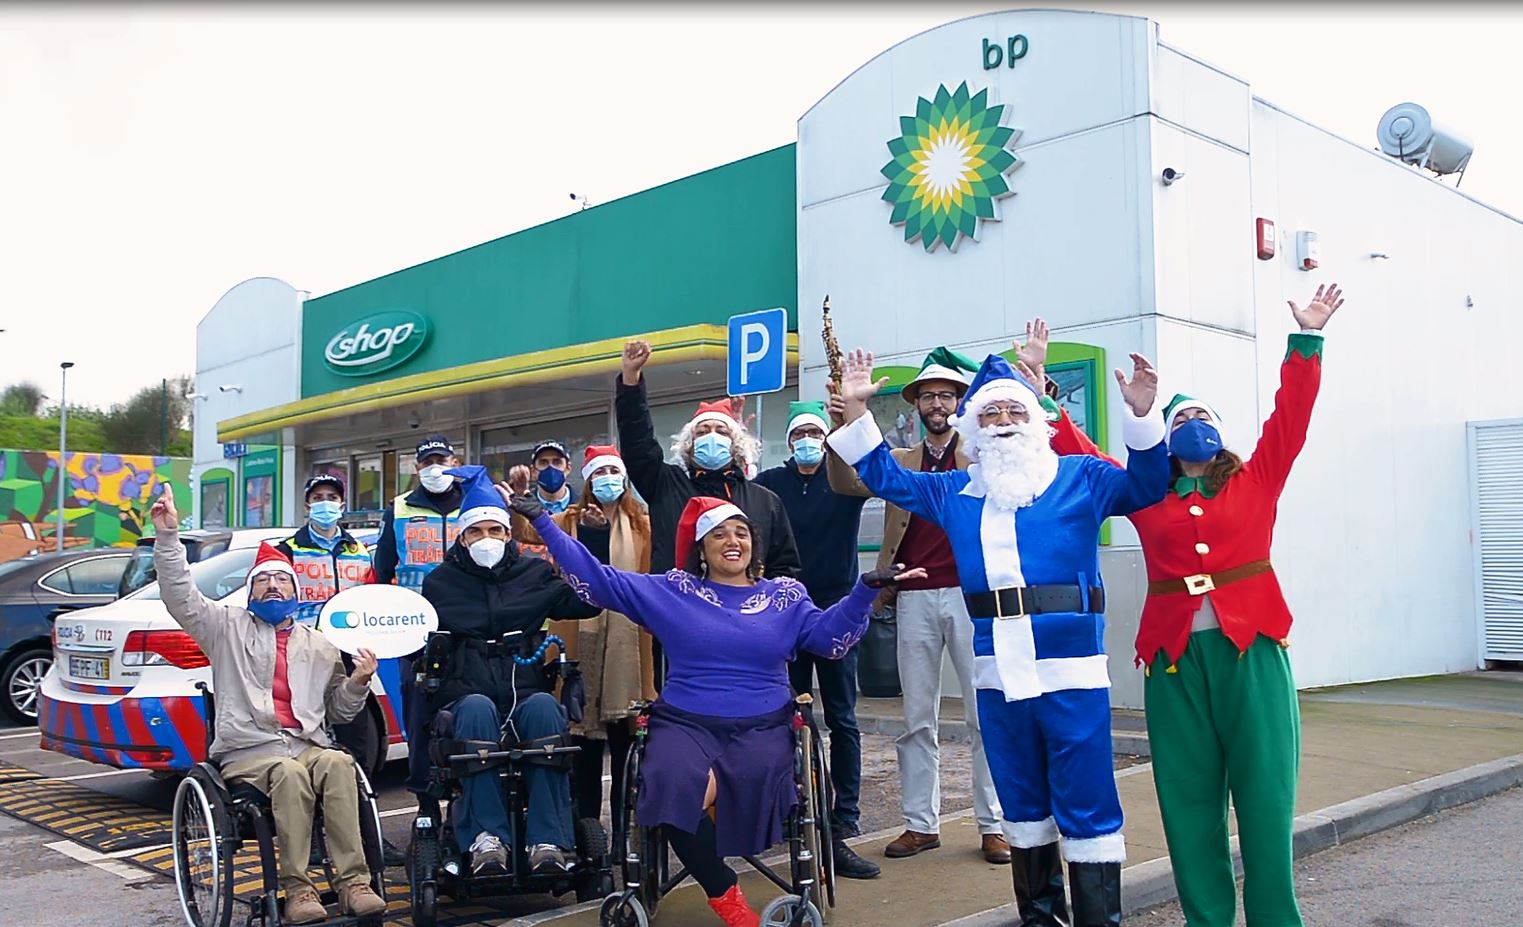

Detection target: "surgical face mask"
[419, 464, 453, 493]
[536, 466, 567, 493]
[468, 537, 506, 568]
[248, 595, 300, 626]
[590, 473, 626, 504]
[308, 500, 343, 529]
[1170, 419, 1224, 463]
[692, 433, 734, 471]
[792, 437, 825, 467]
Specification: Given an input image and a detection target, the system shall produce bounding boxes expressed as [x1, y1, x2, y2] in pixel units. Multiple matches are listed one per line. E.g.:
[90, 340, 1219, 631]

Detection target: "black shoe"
[832, 839, 881, 879]
[1012, 842, 1069, 927]
[1067, 860, 1121, 927]
[381, 837, 407, 868]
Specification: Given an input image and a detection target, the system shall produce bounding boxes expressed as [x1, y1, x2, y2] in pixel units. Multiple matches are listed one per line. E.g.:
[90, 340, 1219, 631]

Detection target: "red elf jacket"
[1051, 332, 1324, 666]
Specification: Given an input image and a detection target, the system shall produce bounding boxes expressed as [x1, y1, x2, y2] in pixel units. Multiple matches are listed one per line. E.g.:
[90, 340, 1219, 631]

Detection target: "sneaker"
[832, 839, 881, 879]
[337, 881, 387, 917]
[706, 884, 760, 927]
[284, 888, 328, 925]
[528, 843, 568, 874]
[468, 832, 508, 875]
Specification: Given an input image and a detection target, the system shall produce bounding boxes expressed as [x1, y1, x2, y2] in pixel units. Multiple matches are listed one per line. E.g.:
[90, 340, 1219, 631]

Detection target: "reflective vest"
[392, 494, 460, 591]
[283, 530, 371, 625]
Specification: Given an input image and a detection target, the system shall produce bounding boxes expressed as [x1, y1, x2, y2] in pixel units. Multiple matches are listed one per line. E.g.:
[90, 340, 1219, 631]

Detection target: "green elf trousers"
[1144, 631, 1302, 927]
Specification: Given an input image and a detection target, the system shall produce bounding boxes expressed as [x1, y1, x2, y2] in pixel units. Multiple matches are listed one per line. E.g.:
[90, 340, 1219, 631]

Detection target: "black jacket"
[754, 458, 868, 606]
[614, 375, 801, 577]
[371, 483, 464, 584]
[420, 540, 599, 714]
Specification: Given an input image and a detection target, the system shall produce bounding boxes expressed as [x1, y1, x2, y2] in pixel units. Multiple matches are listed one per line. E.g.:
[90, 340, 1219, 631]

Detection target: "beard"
[919, 409, 952, 436]
[973, 422, 1059, 511]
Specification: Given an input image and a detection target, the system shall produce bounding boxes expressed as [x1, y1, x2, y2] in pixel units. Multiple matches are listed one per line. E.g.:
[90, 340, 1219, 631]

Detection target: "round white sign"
[317, 585, 438, 659]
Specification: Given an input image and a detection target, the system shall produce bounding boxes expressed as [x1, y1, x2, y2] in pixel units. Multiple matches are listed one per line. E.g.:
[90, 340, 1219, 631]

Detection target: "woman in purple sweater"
[507, 491, 920, 927]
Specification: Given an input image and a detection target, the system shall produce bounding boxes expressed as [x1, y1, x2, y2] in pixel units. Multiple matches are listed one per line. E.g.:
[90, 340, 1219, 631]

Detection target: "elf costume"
[1051, 331, 1325, 927]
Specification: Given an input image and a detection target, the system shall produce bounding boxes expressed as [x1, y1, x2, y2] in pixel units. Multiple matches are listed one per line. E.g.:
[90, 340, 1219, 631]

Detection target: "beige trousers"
[221, 746, 368, 893]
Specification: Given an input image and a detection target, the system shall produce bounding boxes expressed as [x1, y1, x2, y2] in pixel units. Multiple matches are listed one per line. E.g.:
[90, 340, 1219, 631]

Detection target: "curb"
[940, 752, 1523, 926]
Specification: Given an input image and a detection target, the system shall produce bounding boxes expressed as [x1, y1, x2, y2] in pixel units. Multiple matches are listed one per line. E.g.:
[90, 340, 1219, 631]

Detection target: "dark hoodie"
[420, 538, 599, 714]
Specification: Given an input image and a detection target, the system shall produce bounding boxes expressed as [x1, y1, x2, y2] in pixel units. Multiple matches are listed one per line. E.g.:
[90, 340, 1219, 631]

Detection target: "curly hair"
[1170, 449, 1245, 496]
[670, 419, 762, 475]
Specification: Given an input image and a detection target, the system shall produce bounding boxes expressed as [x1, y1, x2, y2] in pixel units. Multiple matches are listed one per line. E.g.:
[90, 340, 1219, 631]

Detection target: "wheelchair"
[407, 630, 615, 927]
[171, 683, 388, 927]
[599, 695, 837, 927]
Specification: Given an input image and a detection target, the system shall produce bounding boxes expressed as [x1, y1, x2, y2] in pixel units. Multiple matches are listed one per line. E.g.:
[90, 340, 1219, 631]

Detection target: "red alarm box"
[1256, 218, 1276, 260]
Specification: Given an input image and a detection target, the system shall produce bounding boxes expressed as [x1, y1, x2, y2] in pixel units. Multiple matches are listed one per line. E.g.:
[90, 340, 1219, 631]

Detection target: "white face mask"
[419, 464, 453, 493]
[468, 537, 506, 568]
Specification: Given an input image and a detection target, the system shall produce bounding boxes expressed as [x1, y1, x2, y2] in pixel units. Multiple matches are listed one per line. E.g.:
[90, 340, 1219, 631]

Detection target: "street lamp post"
[56, 362, 74, 552]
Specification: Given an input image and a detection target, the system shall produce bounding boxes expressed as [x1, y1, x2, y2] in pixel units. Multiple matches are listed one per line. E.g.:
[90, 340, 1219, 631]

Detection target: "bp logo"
[880, 82, 1022, 252]
[324, 310, 429, 376]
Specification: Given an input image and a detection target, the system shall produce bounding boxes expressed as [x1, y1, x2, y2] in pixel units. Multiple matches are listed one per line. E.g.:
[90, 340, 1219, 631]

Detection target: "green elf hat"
[901, 346, 980, 403]
[785, 400, 829, 437]
[1162, 393, 1223, 445]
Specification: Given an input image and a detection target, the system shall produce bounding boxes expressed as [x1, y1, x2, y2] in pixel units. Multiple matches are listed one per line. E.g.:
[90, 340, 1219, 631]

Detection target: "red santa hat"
[688, 399, 741, 432]
[581, 444, 626, 481]
[674, 496, 748, 569]
[246, 542, 297, 589]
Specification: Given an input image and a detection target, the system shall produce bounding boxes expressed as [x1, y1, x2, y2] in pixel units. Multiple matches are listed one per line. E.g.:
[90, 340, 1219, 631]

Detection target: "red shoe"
[707, 884, 760, 927]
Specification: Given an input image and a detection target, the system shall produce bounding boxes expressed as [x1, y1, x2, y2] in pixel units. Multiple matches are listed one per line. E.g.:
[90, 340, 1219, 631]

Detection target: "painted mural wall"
[0, 449, 191, 562]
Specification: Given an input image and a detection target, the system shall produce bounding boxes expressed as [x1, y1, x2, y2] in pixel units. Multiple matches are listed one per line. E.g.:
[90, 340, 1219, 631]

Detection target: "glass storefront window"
[355, 456, 383, 513]
[312, 461, 351, 504]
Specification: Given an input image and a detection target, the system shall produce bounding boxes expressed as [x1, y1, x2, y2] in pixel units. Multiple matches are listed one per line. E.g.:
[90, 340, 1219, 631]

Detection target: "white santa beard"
[974, 423, 1059, 510]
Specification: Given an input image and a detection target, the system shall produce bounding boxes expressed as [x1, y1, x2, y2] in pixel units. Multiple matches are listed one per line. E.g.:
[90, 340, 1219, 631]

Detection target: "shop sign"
[324, 310, 430, 376]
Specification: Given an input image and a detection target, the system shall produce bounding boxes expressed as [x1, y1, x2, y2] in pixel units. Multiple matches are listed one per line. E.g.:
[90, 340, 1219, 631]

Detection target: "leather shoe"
[380, 838, 407, 868]
[982, 833, 1012, 864]
[832, 839, 881, 879]
[883, 830, 941, 858]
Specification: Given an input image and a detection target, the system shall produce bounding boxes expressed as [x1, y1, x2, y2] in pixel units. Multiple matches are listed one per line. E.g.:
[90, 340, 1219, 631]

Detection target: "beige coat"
[154, 532, 369, 765]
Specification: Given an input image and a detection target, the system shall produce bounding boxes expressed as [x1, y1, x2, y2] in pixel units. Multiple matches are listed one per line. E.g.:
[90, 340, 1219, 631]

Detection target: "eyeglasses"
[917, 390, 961, 405]
[978, 402, 1028, 421]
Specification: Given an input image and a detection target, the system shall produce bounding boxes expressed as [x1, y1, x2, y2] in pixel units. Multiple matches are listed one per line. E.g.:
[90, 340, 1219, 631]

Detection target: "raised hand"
[838, 348, 888, 424]
[580, 504, 609, 528]
[506, 464, 531, 496]
[622, 340, 652, 386]
[150, 485, 179, 532]
[862, 562, 930, 589]
[1288, 282, 1344, 331]
[1016, 317, 1050, 369]
[1016, 358, 1046, 397]
[1113, 352, 1159, 417]
[507, 488, 544, 521]
[350, 648, 378, 686]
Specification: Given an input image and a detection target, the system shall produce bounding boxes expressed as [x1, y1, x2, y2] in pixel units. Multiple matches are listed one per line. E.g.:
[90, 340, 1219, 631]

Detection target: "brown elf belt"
[1147, 559, 1273, 597]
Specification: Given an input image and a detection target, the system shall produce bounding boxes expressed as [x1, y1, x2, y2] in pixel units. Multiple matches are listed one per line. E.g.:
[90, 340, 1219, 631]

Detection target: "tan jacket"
[154, 531, 370, 765]
[825, 433, 971, 605]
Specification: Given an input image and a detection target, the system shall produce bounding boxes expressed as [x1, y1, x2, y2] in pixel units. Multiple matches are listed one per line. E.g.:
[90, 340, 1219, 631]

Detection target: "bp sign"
[324, 310, 430, 376]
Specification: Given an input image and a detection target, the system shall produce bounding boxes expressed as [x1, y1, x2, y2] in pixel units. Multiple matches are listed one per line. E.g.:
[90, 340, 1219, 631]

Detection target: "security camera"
[407, 412, 421, 430]
[1160, 167, 1185, 186]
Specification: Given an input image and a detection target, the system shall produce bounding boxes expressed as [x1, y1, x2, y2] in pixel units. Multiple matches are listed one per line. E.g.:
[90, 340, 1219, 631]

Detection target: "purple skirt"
[637, 700, 798, 858]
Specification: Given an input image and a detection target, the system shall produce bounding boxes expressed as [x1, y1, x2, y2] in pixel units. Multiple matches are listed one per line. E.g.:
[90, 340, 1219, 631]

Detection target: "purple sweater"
[533, 514, 876, 718]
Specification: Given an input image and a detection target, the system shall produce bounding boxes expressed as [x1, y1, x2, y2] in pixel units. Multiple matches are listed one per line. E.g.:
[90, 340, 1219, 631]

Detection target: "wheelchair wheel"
[796, 729, 831, 923]
[619, 744, 663, 917]
[171, 769, 235, 927]
[599, 893, 650, 927]
[808, 729, 837, 913]
[353, 765, 388, 897]
[760, 894, 823, 927]
[574, 817, 614, 902]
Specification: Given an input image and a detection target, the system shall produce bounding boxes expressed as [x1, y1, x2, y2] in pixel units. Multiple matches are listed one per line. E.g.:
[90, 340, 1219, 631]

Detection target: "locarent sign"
[324, 310, 430, 376]
[317, 584, 439, 658]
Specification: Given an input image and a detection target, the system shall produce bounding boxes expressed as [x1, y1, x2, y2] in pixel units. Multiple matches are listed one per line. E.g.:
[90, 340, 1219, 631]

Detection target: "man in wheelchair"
[150, 487, 388, 924]
[416, 467, 601, 878]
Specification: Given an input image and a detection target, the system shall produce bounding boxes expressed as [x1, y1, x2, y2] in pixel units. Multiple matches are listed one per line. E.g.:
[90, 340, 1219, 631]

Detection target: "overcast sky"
[4, 2, 1519, 408]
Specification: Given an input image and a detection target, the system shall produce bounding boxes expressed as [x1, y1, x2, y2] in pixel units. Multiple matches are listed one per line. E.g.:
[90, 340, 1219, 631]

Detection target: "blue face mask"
[248, 595, 300, 626]
[308, 500, 343, 529]
[591, 473, 626, 504]
[1170, 418, 1224, 463]
[792, 437, 825, 467]
[536, 466, 567, 493]
[692, 433, 734, 471]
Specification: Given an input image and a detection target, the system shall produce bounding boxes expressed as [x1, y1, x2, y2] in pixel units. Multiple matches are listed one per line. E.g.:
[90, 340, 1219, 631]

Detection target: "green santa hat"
[901, 346, 980, 402]
[785, 400, 829, 437]
[1162, 393, 1223, 446]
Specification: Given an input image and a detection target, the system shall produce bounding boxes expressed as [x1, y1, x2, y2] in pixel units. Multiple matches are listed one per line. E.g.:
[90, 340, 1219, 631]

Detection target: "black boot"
[381, 837, 408, 868]
[832, 839, 881, 879]
[1011, 842, 1069, 927]
[1067, 861, 1121, 927]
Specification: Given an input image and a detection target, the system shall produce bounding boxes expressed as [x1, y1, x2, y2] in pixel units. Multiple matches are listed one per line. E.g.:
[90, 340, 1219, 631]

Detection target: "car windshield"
[131, 547, 257, 602]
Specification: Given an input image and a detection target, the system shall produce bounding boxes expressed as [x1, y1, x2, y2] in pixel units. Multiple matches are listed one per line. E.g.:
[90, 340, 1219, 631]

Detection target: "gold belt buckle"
[1183, 573, 1215, 596]
[995, 587, 1026, 619]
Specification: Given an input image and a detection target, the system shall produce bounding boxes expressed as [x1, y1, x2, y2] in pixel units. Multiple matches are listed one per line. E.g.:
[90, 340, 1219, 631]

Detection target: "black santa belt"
[964, 584, 1105, 619]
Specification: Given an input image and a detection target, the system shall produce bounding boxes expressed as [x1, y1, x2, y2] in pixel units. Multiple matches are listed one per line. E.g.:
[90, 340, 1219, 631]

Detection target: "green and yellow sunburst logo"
[880, 82, 1022, 252]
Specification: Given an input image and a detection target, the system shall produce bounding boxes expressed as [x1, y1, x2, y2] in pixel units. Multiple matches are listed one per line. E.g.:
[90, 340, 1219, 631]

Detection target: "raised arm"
[1243, 284, 1341, 491]
[522, 500, 668, 631]
[1082, 354, 1170, 518]
[795, 564, 925, 659]
[149, 487, 231, 655]
[613, 340, 672, 501]
[823, 385, 875, 498]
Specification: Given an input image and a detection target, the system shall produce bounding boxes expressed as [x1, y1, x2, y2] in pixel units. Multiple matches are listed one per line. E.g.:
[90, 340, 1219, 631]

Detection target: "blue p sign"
[727, 307, 787, 396]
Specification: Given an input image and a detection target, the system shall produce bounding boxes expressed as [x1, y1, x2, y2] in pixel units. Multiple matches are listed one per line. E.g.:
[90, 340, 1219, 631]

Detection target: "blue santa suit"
[827, 361, 1168, 863]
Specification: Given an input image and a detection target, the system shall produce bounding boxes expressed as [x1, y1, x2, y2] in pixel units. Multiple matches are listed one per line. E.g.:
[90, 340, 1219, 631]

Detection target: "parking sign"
[727, 307, 787, 396]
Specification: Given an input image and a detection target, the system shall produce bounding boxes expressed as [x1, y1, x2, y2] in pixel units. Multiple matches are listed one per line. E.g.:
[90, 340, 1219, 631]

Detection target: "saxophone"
[821, 295, 843, 389]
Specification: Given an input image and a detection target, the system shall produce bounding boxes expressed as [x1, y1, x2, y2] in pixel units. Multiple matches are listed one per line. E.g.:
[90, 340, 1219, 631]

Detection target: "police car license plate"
[68, 655, 110, 680]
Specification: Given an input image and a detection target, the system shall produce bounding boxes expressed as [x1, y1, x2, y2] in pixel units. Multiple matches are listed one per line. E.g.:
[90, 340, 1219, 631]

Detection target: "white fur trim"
[695, 503, 746, 541]
[825, 413, 884, 466]
[1061, 832, 1126, 863]
[1002, 817, 1060, 849]
[457, 505, 510, 533]
[973, 653, 1112, 700]
[581, 454, 625, 480]
[990, 615, 1040, 701]
[689, 410, 740, 430]
[952, 380, 1042, 443]
[247, 560, 296, 585]
[1123, 407, 1167, 451]
[980, 504, 1024, 593]
[785, 413, 829, 437]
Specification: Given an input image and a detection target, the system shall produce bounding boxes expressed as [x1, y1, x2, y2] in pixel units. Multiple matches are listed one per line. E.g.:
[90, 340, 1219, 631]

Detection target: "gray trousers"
[894, 586, 1002, 835]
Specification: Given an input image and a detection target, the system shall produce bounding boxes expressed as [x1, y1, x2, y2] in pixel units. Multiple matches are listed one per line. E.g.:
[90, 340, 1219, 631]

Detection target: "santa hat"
[247, 542, 297, 590]
[581, 444, 626, 480]
[689, 399, 741, 432]
[1162, 393, 1222, 448]
[901, 346, 979, 402]
[785, 401, 829, 438]
[949, 354, 1044, 449]
[674, 496, 748, 569]
[446, 465, 511, 533]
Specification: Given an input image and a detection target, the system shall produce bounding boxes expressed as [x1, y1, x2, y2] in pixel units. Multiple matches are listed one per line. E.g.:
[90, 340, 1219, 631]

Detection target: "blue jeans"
[447, 693, 575, 853]
[789, 648, 862, 836]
